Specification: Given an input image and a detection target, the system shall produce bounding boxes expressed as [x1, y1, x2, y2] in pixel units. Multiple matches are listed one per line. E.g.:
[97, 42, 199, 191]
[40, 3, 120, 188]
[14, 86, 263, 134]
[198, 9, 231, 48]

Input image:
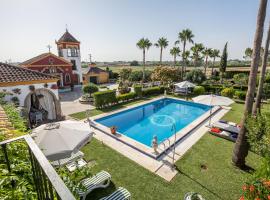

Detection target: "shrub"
[11, 96, 20, 106]
[221, 87, 235, 98]
[83, 83, 98, 96]
[193, 86, 205, 95]
[93, 90, 117, 108]
[117, 92, 137, 102]
[151, 66, 181, 84]
[234, 90, 246, 100]
[118, 81, 131, 94]
[129, 70, 152, 82]
[185, 69, 206, 84]
[142, 86, 164, 96]
[134, 85, 142, 97]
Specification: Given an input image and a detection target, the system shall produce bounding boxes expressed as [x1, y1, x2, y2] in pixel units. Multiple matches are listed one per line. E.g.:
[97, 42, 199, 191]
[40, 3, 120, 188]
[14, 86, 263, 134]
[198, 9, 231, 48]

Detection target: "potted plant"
[184, 192, 205, 200]
[110, 126, 117, 135]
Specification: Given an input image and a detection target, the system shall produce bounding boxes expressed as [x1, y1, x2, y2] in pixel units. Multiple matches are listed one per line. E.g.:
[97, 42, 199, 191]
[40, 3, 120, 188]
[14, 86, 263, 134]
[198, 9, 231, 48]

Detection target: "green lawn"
[79, 102, 265, 200]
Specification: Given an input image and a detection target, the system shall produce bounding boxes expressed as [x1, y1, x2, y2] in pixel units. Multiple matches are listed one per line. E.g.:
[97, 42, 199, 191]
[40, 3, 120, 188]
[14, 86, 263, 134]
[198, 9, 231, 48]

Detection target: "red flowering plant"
[239, 179, 270, 200]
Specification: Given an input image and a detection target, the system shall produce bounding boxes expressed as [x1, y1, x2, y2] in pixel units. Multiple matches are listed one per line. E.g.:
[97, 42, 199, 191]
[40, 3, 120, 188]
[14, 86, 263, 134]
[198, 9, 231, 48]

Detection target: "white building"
[56, 29, 83, 84]
[0, 62, 62, 122]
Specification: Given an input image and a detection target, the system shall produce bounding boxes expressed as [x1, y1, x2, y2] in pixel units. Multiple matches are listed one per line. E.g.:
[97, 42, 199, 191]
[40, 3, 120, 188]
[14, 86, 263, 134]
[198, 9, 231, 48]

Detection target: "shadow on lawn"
[86, 181, 117, 200]
[174, 166, 224, 200]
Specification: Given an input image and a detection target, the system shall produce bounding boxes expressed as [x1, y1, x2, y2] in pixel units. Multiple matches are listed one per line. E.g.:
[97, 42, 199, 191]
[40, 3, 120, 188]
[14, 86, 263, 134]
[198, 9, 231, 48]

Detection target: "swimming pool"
[95, 98, 212, 148]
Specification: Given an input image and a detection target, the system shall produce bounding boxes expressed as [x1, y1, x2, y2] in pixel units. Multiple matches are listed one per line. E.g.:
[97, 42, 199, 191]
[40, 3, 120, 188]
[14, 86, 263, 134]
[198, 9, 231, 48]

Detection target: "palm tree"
[210, 49, 220, 75]
[136, 38, 152, 82]
[253, 21, 270, 115]
[175, 29, 194, 78]
[202, 48, 213, 75]
[182, 50, 190, 72]
[190, 43, 204, 67]
[155, 37, 169, 66]
[170, 47, 181, 67]
[232, 0, 268, 168]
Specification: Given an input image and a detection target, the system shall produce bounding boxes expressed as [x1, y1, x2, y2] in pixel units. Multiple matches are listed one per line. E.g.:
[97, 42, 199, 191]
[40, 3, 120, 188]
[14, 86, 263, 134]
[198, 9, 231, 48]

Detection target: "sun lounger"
[77, 158, 87, 168]
[211, 121, 240, 134]
[66, 162, 77, 172]
[77, 171, 111, 200]
[100, 187, 131, 200]
[51, 151, 84, 167]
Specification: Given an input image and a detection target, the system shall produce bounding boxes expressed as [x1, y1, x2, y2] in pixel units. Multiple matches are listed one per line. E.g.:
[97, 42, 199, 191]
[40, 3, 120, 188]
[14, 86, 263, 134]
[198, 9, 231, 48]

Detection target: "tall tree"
[202, 48, 213, 75]
[232, 0, 268, 168]
[175, 29, 194, 78]
[191, 43, 204, 67]
[170, 47, 181, 67]
[210, 49, 220, 75]
[244, 48, 253, 60]
[155, 37, 169, 66]
[136, 38, 152, 82]
[182, 50, 191, 72]
[253, 21, 270, 115]
[219, 42, 228, 83]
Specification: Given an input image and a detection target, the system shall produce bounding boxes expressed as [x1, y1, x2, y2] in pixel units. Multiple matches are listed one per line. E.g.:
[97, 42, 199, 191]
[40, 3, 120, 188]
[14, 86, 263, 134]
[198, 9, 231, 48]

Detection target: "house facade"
[82, 65, 109, 84]
[20, 53, 73, 87]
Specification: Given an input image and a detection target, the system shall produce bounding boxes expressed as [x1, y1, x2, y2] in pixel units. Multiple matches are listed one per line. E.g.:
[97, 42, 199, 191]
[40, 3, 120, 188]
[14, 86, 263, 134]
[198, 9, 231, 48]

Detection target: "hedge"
[93, 90, 117, 108]
[117, 92, 137, 102]
[134, 85, 142, 97]
[142, 86, 165, 96]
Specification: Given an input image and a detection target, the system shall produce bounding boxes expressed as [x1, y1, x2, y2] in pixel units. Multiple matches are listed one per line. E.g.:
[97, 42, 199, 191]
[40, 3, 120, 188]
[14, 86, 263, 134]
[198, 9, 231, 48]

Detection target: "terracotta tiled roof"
[20, 52, 72, 67]
[0, 62, 57, 85]
[20, 53, 49, 66]
[57, 30, 79, 43]
[82, 66, 107, 74]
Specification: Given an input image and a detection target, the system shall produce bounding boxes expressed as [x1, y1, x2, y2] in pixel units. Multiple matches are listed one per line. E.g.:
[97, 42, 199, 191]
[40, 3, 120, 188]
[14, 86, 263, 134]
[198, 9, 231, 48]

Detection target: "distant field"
[99, 65, 157, 73]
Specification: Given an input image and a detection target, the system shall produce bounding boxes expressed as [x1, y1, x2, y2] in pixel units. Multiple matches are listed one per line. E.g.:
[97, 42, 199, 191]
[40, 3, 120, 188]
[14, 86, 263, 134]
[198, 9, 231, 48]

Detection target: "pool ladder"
[161, 138, 171, 154]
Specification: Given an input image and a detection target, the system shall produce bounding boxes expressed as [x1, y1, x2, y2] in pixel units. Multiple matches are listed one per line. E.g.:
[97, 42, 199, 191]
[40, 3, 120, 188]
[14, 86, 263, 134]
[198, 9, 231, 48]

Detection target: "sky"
[0, 0, 269, 62]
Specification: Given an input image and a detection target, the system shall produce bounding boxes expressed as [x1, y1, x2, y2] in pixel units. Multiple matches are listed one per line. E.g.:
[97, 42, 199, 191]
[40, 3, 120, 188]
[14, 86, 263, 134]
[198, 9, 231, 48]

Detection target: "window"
[71, 60, 77, 70]
[58, 48, 63, 57]
[65, 73, 71, 83]
[67, 48, 72, 57]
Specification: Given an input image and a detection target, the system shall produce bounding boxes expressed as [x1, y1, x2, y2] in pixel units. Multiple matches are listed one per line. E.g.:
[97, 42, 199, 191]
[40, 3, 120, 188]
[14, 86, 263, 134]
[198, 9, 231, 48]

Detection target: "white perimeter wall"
[0, 82, 59, 107]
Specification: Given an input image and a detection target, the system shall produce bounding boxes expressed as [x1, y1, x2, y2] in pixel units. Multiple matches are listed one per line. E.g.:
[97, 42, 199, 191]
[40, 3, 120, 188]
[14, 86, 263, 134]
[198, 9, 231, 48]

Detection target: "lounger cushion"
[77, 171, 111, 195]
[102, 187, 131, 200]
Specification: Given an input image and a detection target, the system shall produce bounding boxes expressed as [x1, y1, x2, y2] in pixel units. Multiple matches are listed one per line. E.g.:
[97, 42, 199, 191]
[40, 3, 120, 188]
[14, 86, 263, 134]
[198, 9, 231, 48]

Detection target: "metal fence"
[0, 135, 76, 200]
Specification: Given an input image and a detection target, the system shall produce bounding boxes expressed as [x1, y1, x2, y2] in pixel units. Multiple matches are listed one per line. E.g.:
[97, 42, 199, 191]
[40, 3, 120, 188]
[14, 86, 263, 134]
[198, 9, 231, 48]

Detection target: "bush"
[83, 83, 98, 96]
[129, 70, 152, 82]
[185, 69, 206, 84]
[234, 90, 246, 100]
[117, 92, 136, 102]
[193, 86, 205, 95]
[201, 84, 223, 94]
[130, 60, 139, 66]
[134, 85, 142, 97]
[118, 81, 131, 94]
[11, 96, 20, 106]
[221, 87, 235, 98]
[142, 86, 164, 96]
[93, 90, 117, 108]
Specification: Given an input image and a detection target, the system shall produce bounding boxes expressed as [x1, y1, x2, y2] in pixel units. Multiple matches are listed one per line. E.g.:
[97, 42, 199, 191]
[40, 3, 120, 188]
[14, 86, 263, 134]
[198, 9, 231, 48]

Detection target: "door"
[89, 76, 98, 84]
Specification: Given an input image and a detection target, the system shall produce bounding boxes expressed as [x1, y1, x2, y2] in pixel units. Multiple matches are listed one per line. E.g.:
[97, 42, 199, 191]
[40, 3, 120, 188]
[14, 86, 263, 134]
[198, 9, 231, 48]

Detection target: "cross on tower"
[47, 45, 52, 52]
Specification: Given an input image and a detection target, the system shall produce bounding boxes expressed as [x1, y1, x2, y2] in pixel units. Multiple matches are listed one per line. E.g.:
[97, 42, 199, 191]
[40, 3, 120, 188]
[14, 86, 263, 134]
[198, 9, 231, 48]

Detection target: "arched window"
[65, 73, 71, 83]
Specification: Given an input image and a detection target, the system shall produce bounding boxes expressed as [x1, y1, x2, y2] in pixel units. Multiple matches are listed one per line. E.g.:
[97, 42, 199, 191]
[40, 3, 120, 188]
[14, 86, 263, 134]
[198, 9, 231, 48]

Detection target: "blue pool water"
[95, 98, 211, 147]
